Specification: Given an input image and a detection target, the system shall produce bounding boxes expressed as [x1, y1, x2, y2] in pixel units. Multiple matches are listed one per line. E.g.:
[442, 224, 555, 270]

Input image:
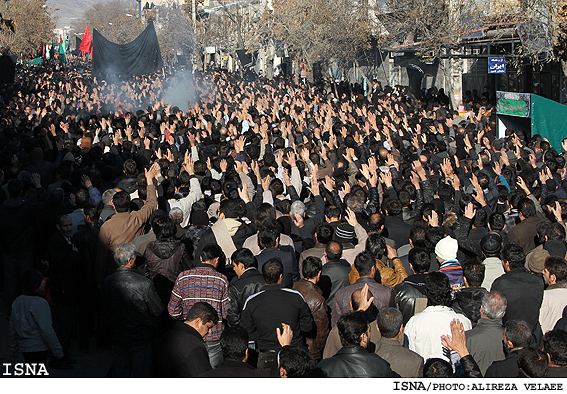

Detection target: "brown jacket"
[96, 184, 158, 283]
[292, 279, 329, 360]
[349, 258, 408, 288]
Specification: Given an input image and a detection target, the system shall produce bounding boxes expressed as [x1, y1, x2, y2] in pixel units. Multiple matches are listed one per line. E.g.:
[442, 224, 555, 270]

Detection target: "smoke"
[160, 69, 197, 112]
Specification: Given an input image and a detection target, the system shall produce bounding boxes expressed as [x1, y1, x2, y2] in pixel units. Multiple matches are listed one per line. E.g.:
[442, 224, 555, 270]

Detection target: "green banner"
[497, 99, 529, 117]
[29, 57, 43, 66]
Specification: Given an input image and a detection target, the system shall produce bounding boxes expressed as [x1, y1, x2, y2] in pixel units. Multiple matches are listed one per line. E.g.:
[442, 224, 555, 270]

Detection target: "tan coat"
[349, 258, 408, 287]
[96, 185, 158, 283]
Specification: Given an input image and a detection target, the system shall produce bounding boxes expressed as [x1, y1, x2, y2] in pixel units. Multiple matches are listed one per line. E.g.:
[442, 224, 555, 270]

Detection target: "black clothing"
[155, 321, 211, 377]
[227, 267, 265, 327]
[452, 287, 487, 327]
[310, 346, 399, 378]
[461, 354, 483, 378]
[384, 215, 412, 248]
[240, 284, 313, 352]
[484, 350, 520, 378]
[319, 259, 351, 307]
[491, 267, 544, 345]
[198, 359, 276, 377]
[100, 267, 164, 346]
[47, 233, 81, 305]
[256, 246, 299, 288]
[394, 273, 428, 325]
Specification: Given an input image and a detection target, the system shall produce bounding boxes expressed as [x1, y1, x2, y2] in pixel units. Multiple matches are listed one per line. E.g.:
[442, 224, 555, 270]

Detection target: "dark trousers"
[111, 344, 152, 377]
[22, 351, 48, 364]
[53, 303, 78, 357]
[205, 340, 223, 368]
[257, 351, 278, 372]
[3, 251, 33, 310]
[77, 284, 98, 349]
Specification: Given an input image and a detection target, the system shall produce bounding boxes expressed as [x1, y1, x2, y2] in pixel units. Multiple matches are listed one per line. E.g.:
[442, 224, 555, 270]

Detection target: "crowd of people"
[3, 57, 567, 378]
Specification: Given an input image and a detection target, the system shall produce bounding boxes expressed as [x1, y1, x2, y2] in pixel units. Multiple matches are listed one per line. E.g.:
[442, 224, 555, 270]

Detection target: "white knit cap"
[435, 236, 458, 261]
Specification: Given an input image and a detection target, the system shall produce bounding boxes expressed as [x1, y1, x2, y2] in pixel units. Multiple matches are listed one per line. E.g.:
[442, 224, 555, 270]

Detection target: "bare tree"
[155, 1, 196, 64]
[251, 0, 372, 76]
[0, 0, 54, 58]
[75, 0, 143, 45]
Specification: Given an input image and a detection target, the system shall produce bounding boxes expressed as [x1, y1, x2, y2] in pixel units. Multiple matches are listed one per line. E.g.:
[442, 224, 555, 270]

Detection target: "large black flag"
[92, 21, 163, 78]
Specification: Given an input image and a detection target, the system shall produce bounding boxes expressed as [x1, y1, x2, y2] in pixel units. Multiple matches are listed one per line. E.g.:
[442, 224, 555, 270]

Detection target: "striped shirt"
[168, 265, 229, 342]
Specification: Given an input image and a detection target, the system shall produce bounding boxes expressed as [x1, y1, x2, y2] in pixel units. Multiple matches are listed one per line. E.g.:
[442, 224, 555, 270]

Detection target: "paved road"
[0, 296, 112, 378]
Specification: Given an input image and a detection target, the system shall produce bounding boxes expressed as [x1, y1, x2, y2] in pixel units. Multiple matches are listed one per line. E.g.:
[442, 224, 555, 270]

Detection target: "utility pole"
[192, 0, 197, 29]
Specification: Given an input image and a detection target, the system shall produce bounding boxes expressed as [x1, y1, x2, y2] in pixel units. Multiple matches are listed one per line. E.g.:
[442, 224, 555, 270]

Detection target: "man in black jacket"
[199, 326, 276, 377]
[394, 248, 430, 325]
[48, 214, 81, 362]
[100, 243, 164, 377]
[256, 224, 299, 288]
[491, 244, 544, 345]
[156, 302, 218, 377]
[227, 248, 265, 327]
[319, 241, 350, 309]
[311, 311, 399, 377]
[485, 319, 532, 377]
[240, 258, 313, 371]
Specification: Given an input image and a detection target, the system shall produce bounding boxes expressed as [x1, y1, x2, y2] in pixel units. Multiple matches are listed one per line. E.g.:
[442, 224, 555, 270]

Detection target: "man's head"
[365, 233, 387, 261]
[425, 271, 452, 307]
[376, 308, 403, 340]
[408, 247, 430, 274]
[258, 223, 280, 249]
[262, 258, 283, 285]
[543, 329, 567, 367]
[112, 190, 131, 213]
[185, 302, 219, 337]
[22, 269, 46, 295]
[153, 215, 176, 240]
[201, 244, 225, 268]
[83, 204, 100, 224]
[290, 200, 306, 218]
[518, 198, 536, 221]
[480, 291, 507, 320]
[543, 256, 567, 286]
[169, 207, 184, 226]
[383, 198, 403, 217]
[337, 311, 370, 348]
[502, 243, 526, 271]
[423, 358, 453, 378]
[504, 320, 532, 350]
[220, 326, 249, 362]
[102, 189, 117, 205]
[56, 214, 73, 238]
[302, 256, 322, 282]
[518, 347, 548, 377]
[231, 248, 257, 277]
[462, 259, 485, 287]
[254, 203, 277, 227]
[278, 346, 313, 378]
[480, 232, 502, 258]
[114, 243, 137, 268]
[325, 241, 343, 262]
[354, 251, 376, 278]
[315, 223, 334, 245]
[435, 236, 458, 262]
[219, 198, 243, 219]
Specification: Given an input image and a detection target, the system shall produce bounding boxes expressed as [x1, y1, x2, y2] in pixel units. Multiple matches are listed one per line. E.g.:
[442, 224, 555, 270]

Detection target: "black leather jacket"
[394, 273, 428, 325]
[461, 355, 483, 378]
[311, 346, 400, 378]
[227, 268, 265, 327]
[100, 267, 164, 346]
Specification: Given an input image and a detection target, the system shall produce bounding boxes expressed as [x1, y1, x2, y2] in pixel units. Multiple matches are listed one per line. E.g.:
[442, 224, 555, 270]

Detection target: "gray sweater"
[8, 295, 64, 358]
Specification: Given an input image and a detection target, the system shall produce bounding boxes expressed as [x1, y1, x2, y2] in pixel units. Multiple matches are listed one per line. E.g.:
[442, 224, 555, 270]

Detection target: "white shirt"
[405, 305, 472, 362]
[482, 257, 505, 290]
[539, 287, 567, 334]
